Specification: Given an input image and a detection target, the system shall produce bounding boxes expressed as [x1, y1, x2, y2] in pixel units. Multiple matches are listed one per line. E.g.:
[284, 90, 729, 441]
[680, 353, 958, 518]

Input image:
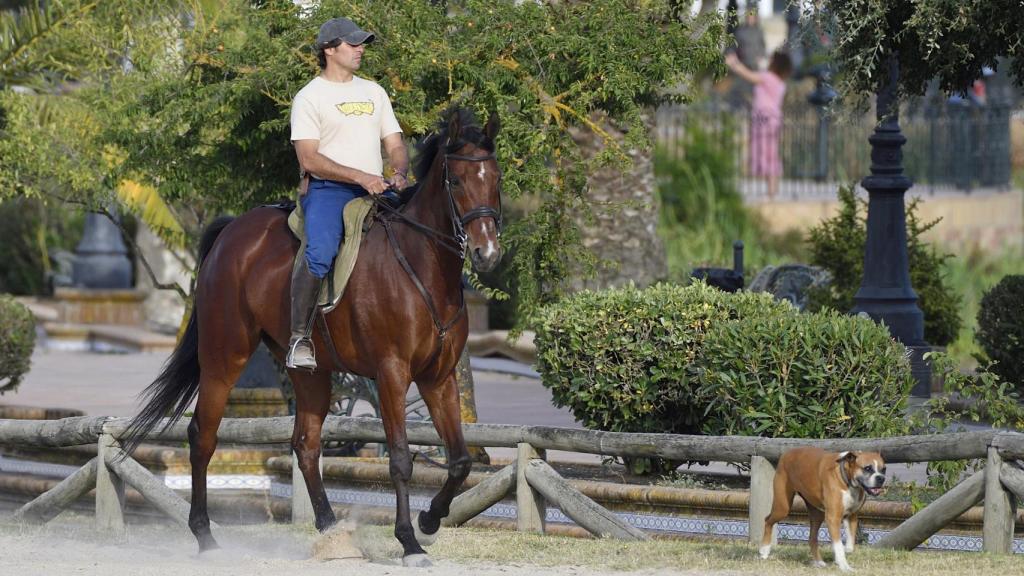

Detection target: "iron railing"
[657, 98, 1015, 202]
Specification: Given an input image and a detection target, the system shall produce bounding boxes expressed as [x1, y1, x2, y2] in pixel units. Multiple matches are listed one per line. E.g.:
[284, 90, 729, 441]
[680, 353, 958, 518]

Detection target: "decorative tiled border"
[4, 455, 1020, 554]
[0, 454, 84, 478]
[163, 474, 270, 490]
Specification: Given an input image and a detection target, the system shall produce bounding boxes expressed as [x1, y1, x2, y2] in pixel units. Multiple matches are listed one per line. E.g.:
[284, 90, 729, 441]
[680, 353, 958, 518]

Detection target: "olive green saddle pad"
[287, 196, 374, 313]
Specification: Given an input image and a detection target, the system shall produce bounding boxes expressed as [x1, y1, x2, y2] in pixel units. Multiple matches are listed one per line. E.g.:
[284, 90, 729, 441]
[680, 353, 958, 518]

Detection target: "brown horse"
[122, 107, 502, 567]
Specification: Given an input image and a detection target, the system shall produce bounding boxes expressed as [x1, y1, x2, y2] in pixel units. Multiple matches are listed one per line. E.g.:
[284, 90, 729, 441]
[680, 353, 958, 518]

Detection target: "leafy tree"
[821, 0, 1024, 101]
[89, 0, 723, 323]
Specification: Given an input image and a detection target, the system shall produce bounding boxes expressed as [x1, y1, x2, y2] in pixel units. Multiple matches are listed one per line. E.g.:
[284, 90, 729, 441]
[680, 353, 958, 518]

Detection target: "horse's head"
[443, 109, 502, 272]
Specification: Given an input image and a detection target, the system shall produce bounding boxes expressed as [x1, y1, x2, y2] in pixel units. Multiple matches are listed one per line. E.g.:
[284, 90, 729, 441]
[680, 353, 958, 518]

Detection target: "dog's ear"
[837, 451, 858, 463]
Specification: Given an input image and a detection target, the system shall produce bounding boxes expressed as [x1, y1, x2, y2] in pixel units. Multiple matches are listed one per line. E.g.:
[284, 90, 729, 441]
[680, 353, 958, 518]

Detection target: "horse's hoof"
[402, 553, 432, 568]
[197, 538, 221, 555]
[413, 511, 439, 547]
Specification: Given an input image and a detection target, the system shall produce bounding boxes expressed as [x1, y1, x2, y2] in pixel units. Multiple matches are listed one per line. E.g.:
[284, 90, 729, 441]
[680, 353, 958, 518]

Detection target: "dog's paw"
[758, 545, 771, 560]
[810, 559, 827, 568]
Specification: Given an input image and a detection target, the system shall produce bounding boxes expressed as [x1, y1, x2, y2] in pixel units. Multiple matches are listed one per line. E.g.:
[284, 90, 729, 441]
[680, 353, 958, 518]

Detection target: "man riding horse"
[122, 14, 503, 567]
[287, 17, 409, 370]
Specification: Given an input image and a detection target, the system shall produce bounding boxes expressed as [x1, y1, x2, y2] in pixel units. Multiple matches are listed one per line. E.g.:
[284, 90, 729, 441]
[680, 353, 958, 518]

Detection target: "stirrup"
[285, 336, 317, 371]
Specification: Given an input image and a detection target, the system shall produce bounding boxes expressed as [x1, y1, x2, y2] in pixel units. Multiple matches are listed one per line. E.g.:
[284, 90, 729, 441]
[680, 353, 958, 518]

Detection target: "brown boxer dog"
[759, 447, 886, 571]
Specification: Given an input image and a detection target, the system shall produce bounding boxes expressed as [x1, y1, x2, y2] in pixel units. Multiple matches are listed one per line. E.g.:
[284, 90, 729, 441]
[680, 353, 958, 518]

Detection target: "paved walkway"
[3, 348, 958, 484]
[4, 349, 575, 426]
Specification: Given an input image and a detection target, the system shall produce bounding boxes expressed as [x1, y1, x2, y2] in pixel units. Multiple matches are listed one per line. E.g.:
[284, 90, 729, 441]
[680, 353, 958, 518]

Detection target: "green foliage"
[534, 283, 793, 435]
[534, 282, 915, 470]
[655, 129, 806, 279]
[534, 282, 912, 454]
[944, 248, 1024, 367]
[1, 1, 187, 89]
[976, 275, 1024, 391]
[0, 197, 84, 295]
[806, 185, 962, 346]
[97, 0, 723, 323]
[656, 121, 743, 227]
[2, 0, 725, 325]
[909, 351, 1024, 490]
[697, 308, 914, 439]
[821, 0, 1024, 104]
[0, 294, 35, 394]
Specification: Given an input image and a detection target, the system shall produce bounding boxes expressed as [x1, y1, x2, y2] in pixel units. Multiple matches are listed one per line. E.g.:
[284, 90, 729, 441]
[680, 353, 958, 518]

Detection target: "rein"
[371, 152, 501, 370]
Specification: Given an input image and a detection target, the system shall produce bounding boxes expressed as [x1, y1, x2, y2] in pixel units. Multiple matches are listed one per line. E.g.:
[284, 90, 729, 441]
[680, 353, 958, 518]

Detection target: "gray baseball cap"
[316, 17, 375, 48]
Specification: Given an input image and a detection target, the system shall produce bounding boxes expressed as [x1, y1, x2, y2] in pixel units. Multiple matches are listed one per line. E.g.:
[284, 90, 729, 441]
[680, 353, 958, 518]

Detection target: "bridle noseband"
[443, 152, 503, 256]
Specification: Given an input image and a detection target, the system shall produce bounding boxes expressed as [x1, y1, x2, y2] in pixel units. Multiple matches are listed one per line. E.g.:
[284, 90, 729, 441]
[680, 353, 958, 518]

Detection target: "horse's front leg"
[414, 370, 471, 545]
[377, 363, 429, 567]
[290, 369, 337, 532]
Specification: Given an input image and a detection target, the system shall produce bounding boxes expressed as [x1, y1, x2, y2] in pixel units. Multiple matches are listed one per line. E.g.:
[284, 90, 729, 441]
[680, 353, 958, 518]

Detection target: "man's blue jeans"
[300, 178, 368, 279]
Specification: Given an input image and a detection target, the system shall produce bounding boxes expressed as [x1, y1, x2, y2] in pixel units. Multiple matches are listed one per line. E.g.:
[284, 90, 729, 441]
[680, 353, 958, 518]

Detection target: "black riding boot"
[286, 257, 323, 371]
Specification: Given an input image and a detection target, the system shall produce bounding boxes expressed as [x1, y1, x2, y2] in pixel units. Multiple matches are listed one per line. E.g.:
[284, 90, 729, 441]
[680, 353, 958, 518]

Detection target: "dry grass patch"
[354, 525, 1024, 575]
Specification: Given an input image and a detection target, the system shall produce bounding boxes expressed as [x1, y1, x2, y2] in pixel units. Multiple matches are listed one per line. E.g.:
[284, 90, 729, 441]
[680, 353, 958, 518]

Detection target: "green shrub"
[696, 309, 914, 438]
[976, 275, 1024, 391]
[535, 283, 913, 445]
[655, 120, 745, 229]
[533, 283, 794, 436]
[806, 185, 962, 346]
[0, 295, 36, 394]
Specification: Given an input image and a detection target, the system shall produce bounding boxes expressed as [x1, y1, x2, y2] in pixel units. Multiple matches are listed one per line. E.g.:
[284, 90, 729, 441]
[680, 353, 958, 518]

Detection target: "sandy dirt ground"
[0, 517, 737, 576]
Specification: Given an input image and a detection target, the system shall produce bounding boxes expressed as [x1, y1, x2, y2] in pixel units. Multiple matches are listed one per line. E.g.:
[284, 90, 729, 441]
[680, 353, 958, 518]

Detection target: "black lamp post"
[851, 53, 931, 398]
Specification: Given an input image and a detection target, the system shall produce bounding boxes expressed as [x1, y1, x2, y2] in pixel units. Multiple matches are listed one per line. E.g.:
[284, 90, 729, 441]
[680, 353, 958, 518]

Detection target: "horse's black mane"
[412, 105, 495, 183]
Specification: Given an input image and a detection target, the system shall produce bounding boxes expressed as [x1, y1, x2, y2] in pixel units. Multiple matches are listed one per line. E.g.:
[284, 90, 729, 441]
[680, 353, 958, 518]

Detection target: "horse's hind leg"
[289, 368, 337, 532]
[186, 377, 234, 551]
[188, 317, 258, 551]
[414, 371, 471, 544]
[376, 362, 428, 566]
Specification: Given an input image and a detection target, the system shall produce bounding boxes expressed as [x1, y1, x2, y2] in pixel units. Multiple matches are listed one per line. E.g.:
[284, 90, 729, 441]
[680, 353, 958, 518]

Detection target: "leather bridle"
[357, 149, 502, 373]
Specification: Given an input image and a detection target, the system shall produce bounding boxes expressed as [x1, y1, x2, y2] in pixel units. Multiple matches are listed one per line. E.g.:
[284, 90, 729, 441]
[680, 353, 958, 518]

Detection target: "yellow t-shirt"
[289, 75, 402, 178]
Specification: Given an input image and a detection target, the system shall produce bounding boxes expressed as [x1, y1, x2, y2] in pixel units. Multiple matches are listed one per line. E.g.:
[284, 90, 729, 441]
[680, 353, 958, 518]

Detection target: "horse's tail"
[119, 216, 235, 456]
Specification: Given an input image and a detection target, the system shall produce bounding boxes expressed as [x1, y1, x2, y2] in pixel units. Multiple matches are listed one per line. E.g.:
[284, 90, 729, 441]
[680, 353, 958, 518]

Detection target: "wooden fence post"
[983, 446, 1016, 554]
[442, 463, 517, 527]
[525, 459, 648, 540]
[749, 455, 776, 546]
[516, 442, 546, 533]
[95, 433, 125, 534]
[292, 451, 322, 525]
[13, 457, 98, 524]
[875, 469, 986, 550]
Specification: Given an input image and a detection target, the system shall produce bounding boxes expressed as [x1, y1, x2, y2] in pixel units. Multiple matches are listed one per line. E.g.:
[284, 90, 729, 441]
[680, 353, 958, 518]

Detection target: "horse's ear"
[485, 111, 501, 141]
[447, 111, 462, 145]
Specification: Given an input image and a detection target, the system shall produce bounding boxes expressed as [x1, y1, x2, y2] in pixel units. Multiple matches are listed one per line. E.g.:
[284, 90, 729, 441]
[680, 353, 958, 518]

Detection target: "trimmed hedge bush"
[534, 283, 913, 444]
[976, 275, 1024, 392]
[0, 295, 35, 395]
[534, 283, 793, 435]
[696, 309, 914, 438]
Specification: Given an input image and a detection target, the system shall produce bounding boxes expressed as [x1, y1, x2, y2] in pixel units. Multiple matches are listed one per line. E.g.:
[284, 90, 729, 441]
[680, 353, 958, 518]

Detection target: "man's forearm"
[387, 144, 409, 177]
[302, 152, 368, 185]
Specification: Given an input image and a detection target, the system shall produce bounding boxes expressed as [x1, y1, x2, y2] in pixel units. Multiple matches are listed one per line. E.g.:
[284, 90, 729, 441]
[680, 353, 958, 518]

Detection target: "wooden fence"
[1, 415, 1022, 553]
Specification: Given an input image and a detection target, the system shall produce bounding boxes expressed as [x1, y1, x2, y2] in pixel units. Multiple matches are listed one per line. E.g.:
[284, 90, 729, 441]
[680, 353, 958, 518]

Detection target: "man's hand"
[358, 172, 389, 195]
[298, 174, 310, 196]
[387, 172, 409, 191]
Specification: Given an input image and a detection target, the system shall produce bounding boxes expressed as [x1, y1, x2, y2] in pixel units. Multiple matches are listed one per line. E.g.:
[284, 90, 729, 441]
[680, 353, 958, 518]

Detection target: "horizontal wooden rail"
[3, 416, 1021, 464]
[0, 417, 108, 447]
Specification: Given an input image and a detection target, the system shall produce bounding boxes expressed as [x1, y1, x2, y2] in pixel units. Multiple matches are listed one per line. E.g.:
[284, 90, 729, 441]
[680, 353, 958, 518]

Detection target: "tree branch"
[44, 192, 191, 302]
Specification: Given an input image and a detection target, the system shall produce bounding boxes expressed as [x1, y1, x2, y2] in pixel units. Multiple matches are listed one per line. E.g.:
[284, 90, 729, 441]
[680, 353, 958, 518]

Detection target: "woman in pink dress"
[726, 50, 793, 200]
